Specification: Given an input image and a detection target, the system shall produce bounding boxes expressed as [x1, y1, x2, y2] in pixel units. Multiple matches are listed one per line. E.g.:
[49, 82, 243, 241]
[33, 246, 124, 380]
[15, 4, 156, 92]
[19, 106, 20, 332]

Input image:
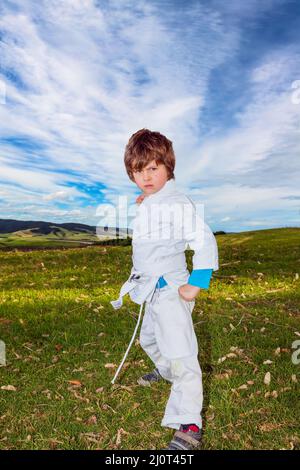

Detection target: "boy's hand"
[136, 193, 146, 205]
[178, 284, 200, 301]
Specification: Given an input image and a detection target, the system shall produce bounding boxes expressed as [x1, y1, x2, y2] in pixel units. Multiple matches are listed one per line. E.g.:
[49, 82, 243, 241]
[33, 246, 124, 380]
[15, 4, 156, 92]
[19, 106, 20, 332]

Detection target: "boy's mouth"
[144, 184, 154, 188]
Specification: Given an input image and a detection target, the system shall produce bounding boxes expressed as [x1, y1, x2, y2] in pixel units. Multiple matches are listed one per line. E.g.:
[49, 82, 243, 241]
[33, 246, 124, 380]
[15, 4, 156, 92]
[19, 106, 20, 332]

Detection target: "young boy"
[111, 128, 218, 450]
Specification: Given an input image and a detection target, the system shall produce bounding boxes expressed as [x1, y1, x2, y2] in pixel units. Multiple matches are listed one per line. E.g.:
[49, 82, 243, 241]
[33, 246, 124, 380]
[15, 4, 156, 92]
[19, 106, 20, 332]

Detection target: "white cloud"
[0, 164, 59, 192]
[0, 0, 238, 185]
[198, 183, 300, 219]
[0, 0, 299, 231]
[43, 190, 74, 201]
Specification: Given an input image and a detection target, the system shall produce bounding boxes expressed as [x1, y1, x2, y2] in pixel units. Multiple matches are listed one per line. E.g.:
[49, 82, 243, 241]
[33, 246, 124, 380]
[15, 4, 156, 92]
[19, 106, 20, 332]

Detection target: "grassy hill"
[0, 218, 131, 248]
[0, 227, 299, 450]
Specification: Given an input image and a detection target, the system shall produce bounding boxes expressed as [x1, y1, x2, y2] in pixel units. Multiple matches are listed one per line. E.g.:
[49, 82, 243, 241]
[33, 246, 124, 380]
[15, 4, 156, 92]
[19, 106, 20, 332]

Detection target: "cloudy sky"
[0, 0, 300, 233]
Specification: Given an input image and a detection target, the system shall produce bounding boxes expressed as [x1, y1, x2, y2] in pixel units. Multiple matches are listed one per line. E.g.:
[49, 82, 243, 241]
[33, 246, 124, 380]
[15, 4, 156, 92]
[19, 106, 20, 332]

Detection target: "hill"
[0, 218, 132, 248]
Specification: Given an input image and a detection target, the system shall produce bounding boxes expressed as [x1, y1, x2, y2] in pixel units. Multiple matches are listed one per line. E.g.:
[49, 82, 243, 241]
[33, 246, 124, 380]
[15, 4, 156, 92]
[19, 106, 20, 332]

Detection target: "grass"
[0, 227, 299, 450]
[0, 228, 100, 248]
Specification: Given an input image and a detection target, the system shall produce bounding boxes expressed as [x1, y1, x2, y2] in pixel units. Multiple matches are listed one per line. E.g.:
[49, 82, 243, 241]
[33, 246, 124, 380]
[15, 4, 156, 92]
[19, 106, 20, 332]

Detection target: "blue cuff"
[188, 269, 213, 289]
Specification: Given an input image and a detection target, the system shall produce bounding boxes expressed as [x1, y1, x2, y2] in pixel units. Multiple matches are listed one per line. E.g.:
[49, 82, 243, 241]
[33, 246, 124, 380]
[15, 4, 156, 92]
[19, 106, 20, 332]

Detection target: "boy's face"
[132, 159, 169, 195]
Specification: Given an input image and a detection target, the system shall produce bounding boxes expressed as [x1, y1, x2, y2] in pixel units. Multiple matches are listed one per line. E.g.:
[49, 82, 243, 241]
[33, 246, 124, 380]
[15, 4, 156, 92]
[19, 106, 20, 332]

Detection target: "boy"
[111, 129, 218, 450]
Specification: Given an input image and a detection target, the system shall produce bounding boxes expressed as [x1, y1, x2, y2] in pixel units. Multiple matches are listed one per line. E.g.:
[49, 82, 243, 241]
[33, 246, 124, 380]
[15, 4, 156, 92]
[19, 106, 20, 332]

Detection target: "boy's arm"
[188, 268, 213, 289]
[178, 269, 213, 302]
[184, 203, 219, 272]
[179, 199, 218, 301]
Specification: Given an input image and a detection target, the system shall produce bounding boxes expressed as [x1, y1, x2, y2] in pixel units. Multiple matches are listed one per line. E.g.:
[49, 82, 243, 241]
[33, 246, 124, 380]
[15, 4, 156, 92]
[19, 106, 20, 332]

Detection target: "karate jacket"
[111, 178, 218, 310]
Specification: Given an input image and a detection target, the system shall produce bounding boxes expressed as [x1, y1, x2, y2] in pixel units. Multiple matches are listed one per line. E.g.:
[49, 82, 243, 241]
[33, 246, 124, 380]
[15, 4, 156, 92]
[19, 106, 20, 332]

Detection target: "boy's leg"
[150, 287, 203, 430]
[161, 355, 203, 430]
[139, 291, 173, 381]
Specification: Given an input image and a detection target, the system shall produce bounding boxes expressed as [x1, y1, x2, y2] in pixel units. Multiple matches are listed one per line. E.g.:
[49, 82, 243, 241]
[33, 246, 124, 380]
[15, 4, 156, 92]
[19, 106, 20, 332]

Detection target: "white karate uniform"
[111, 178, 218, 430]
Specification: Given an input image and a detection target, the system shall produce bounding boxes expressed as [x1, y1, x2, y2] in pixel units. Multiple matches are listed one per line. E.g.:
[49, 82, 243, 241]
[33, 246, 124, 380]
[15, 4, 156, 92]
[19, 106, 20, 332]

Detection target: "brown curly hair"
[124, 128, 175, 181]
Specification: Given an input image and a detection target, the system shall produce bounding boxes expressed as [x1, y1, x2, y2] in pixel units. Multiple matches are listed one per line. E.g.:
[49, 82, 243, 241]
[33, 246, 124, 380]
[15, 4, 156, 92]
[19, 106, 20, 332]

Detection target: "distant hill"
[0, 218, 131, 236]
[0, 218, 132, 249]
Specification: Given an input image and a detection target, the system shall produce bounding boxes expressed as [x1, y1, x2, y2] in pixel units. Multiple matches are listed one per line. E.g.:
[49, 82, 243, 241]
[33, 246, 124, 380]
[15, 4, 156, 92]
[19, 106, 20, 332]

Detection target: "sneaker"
[166, 424, 202, 450]
[137, 367, 163, 386]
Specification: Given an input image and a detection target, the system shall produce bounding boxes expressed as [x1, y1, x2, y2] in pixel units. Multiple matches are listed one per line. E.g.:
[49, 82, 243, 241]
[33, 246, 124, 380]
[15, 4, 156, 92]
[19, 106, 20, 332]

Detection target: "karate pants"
[139, 284, 203, 430]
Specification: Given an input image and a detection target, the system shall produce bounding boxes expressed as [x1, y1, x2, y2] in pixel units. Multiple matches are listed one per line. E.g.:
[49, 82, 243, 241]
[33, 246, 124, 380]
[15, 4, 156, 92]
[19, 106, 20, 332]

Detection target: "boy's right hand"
[136, 193, 146, 205]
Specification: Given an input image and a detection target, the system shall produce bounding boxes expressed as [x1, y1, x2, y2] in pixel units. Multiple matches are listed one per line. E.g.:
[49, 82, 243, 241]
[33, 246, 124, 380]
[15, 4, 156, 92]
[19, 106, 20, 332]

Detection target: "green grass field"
[0, 227, 299, 450]
[0, 227, 101, 248]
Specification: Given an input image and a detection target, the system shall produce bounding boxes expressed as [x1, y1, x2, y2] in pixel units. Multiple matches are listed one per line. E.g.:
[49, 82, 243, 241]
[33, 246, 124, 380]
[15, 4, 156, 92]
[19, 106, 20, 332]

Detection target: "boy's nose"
[142, 172, 151, 181]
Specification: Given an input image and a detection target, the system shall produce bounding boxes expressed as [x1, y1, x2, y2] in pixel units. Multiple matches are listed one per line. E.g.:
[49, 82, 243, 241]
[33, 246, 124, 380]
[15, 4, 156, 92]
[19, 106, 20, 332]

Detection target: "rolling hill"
[0, 218, 132, 248]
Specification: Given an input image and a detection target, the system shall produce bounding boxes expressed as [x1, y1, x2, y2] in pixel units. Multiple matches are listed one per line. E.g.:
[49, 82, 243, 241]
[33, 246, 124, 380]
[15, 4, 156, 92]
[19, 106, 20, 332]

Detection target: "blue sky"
[0, 0, 300, 232]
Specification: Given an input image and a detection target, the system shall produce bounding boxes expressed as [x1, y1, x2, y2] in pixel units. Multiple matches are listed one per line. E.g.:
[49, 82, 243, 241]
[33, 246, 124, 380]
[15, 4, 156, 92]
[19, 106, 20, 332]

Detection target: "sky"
[0, 0, 300, 233]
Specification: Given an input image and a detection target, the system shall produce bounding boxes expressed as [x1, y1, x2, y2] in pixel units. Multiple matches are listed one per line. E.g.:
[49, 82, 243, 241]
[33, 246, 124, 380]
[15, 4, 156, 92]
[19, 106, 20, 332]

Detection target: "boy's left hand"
[178, 284, 201, 301]
[136, 193, 146, 205]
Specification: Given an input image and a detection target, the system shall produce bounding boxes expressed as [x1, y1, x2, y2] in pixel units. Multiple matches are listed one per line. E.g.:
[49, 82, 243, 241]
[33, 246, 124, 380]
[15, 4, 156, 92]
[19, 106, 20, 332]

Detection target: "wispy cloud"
[0, 0, 299, 231]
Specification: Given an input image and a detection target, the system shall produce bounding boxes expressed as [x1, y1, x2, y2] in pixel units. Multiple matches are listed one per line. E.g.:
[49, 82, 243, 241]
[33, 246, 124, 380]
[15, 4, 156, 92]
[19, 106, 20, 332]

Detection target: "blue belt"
[156, 276, 168, 288]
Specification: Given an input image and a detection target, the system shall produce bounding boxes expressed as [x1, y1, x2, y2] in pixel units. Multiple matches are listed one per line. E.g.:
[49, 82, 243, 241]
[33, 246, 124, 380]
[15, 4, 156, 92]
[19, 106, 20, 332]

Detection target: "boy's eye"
[133, 166, 157, 174]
